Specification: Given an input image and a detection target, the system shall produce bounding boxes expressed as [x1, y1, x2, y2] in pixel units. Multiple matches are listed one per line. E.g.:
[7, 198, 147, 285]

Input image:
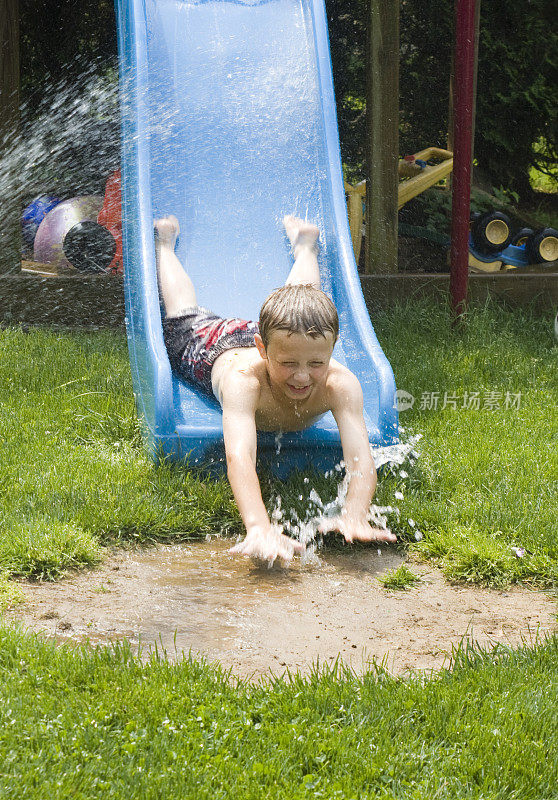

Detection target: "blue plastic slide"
[114, 0, 398, 476]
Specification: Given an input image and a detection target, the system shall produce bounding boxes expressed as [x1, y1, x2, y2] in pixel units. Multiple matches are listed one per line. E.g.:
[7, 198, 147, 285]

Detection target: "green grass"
[378, 564, 422, 591]
[0, 298, 557, 590]
[0, 573, 25, 613]
[1, 304, 557, 797]
[0, 625, 556, 799]
[0, 327, 239, 580]
[372, 299, 558, 589]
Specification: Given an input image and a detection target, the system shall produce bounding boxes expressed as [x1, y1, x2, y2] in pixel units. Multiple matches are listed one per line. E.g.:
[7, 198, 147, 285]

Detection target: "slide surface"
[114, 0, 398, 476]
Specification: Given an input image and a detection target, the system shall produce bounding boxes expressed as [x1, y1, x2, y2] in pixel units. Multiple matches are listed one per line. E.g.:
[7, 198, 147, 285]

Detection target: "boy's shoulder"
[326, 358, 361, 389]
[325, 360, 363, 409]
[212, 348, 262, 407]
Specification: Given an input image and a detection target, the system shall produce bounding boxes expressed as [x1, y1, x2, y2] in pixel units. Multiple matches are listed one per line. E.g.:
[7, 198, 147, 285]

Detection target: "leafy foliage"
[20, 0, 116, 99]
[18, 0, 557, 198]
[327, 0, 556, 197]
[475, 0, 557, 196]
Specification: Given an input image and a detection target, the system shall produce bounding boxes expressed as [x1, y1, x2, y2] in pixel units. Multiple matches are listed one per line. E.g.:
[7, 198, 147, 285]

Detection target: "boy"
[155, 214, 396, 565]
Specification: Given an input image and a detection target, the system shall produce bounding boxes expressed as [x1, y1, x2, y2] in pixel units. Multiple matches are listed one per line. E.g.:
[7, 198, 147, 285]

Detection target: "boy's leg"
[154, 216, 198, 317]
[283, 215, 321, 289]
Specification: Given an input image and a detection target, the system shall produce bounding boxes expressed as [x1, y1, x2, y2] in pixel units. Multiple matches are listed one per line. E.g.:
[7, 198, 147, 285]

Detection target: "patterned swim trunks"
[162, 306, 259, 396]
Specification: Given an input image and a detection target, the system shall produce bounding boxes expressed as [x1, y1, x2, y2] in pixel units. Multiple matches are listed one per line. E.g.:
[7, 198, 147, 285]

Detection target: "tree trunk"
[365, 0, 399, 274]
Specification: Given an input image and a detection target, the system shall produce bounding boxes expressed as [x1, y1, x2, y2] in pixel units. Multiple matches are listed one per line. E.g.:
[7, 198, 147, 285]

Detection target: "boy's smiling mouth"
[286, 383, 312, 396]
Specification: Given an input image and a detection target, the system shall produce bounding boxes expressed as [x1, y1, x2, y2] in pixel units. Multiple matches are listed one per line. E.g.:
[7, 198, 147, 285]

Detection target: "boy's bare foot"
[154, 215, 180, 248]
[283, 214, 320, 253]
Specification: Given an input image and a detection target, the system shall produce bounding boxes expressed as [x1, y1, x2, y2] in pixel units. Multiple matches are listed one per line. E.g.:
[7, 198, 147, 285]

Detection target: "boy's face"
[255, 329, 336, 402]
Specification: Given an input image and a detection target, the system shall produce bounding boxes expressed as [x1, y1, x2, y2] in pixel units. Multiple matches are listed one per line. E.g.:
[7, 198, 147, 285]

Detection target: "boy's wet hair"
[259, 284, 339, 348]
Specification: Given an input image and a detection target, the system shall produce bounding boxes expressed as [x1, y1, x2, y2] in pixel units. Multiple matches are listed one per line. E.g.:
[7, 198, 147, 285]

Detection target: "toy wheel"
[510, 227, 534, 247]
[526, 228, 558, 263]
[471, 211, 512, 254]
[63, 221, 116, 272]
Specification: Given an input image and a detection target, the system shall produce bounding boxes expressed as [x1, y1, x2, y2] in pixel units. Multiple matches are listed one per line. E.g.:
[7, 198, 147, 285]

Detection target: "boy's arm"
[221, 374, 304, 563]
[325, 370, 396, 543]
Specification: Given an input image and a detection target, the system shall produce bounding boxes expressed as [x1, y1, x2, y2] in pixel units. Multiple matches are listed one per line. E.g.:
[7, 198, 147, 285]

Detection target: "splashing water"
[370, 434, 421, 470]
[0, 59, 120, 264]
[270, 433, 422, 563]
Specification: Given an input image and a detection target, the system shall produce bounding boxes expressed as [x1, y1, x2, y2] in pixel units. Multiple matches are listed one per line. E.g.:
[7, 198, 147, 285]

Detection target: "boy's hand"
[229, 525, 304, 566]
[318, 515, 397, 544]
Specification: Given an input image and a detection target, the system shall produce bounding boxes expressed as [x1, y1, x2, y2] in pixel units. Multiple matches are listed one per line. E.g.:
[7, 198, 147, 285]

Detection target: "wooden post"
[448, 2, 480, 158]
[471, 0, 481, 156]
[0, 0, 21, 273]
[447, 54, 454, 154]
[365, 0, 399, 274]
[450, 0, 477, 318]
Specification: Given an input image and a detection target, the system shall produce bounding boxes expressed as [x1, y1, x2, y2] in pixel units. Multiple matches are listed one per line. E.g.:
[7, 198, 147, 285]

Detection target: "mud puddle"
[6, 540, 556, 679]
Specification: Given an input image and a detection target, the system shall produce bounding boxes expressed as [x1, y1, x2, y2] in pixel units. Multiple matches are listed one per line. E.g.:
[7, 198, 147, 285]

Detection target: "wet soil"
[6, 540, 556, 680]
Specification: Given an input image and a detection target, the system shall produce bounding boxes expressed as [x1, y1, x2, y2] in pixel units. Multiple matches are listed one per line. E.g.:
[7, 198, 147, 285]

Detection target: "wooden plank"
[0, 274, 126, 328]
[0, 0, 20, 273]
[365, 0, 399, 274]
[360, 272, 558, 313]
[345, 148, 454, 261]
[397, 155, 454, 208]
[21, 259, 75, 277]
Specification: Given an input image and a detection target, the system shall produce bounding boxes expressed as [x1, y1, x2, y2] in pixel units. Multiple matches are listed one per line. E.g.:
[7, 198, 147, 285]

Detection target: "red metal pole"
[450, 0, 477, 319]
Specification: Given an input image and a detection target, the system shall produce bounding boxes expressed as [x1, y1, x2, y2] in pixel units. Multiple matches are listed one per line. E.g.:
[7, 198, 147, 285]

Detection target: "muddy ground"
[5, 540, 556, 680]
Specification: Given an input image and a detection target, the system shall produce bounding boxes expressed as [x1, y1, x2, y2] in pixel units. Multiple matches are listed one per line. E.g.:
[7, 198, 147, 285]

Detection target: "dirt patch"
[5, 540, 556, 679]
